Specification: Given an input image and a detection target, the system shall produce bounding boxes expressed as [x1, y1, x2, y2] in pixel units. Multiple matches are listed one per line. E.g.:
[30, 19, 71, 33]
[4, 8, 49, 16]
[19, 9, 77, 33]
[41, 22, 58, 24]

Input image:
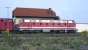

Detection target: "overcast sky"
[0, 0, 88, 23]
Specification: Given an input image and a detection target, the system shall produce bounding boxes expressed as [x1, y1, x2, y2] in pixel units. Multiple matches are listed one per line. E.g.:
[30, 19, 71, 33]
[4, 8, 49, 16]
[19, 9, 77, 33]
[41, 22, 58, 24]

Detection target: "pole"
[5, 7, 10, 32]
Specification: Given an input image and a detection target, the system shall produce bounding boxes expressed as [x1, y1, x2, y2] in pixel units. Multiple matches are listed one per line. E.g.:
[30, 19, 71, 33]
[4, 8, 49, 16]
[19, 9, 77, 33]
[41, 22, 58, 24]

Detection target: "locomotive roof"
[23, 19, 75, 23]
[13, 7, 56, 17]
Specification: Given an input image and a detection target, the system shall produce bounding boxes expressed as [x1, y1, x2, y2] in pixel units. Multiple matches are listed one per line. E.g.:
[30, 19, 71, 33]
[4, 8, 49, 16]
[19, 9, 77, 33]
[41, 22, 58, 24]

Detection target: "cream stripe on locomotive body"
[19, 27, 76, 30]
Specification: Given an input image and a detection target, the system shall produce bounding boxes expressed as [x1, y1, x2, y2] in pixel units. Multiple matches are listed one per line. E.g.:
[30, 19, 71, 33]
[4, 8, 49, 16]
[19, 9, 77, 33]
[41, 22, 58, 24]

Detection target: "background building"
[13, 8, 59, 24]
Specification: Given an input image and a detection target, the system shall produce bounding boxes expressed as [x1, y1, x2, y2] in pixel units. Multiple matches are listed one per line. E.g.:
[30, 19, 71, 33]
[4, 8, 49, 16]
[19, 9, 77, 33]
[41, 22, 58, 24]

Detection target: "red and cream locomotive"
[17, 19, 76, 33]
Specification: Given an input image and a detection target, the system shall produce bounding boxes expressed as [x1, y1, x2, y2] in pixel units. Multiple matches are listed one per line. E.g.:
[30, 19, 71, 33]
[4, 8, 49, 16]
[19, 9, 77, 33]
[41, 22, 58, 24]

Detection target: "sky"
[76, 24, 88, 32]
[0, 0, 88, 23]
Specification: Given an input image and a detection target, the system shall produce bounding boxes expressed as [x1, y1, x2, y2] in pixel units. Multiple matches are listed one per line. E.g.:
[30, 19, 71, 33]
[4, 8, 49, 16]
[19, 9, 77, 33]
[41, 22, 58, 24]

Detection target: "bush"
[2, 31, 23, 47]
[80, 31, 88, 37]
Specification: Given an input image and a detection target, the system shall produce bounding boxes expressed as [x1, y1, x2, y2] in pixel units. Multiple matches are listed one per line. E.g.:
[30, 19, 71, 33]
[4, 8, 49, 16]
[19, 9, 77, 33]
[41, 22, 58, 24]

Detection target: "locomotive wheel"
[66, 30, 76, 33]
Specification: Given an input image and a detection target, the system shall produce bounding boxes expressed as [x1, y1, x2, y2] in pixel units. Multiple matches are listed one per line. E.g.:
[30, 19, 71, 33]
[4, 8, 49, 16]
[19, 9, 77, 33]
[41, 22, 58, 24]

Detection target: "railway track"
[0, 32, 80, 37]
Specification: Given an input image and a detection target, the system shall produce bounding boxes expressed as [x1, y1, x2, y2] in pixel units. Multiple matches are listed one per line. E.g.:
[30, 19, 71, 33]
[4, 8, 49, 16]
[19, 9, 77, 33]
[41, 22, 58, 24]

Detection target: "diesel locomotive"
[0, 18, 76, 33]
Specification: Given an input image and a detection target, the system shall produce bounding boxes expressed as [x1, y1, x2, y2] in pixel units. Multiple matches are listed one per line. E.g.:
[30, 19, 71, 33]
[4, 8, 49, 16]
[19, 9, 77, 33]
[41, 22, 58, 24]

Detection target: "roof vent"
[49, 8, 51, 11]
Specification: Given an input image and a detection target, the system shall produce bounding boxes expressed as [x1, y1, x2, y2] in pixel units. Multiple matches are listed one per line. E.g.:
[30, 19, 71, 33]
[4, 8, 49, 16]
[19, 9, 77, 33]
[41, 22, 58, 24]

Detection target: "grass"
[0, 31, 88, 50]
